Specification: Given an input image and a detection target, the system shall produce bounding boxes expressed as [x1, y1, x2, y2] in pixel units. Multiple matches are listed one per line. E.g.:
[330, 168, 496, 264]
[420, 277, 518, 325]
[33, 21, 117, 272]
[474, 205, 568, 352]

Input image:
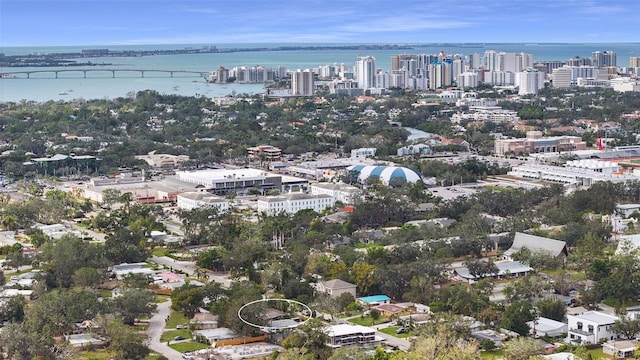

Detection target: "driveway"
[147, 299, 185, 360]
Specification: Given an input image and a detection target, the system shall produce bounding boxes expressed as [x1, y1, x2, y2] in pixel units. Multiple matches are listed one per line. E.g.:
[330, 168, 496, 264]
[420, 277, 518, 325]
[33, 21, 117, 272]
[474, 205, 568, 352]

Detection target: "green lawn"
[349, 316, 389, 326]
[99, 289, 112, 298]
[603, 297, 638, 308]
[378, 326, 411, 338]
[166, 311, 189, 329]
[76, 349, 115, 360]
[160, 329, 192, 342]
[480, 349, 504, 359]
[168, 341, 209, 352]
[155, 294, 170, 303]
[152, 248, 172, 257]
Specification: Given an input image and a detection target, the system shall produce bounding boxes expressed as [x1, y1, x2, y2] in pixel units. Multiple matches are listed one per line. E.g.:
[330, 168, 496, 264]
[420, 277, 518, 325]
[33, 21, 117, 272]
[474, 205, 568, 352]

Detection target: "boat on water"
[58, 91, 68, 95]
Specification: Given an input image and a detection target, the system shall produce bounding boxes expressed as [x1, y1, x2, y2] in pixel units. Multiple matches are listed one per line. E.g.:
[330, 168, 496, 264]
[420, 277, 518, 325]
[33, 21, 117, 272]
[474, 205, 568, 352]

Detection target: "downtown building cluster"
[207, 49, 639, 98]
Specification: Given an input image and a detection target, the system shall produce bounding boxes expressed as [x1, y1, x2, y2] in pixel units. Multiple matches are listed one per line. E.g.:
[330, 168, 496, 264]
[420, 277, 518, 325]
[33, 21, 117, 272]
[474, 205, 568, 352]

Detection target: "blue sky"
[1, 0, 639, 46]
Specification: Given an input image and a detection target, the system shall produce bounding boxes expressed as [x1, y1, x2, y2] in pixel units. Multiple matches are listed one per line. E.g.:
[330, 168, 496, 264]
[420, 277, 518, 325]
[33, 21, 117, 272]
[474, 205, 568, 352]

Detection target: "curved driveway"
[147, 299, 185, 360]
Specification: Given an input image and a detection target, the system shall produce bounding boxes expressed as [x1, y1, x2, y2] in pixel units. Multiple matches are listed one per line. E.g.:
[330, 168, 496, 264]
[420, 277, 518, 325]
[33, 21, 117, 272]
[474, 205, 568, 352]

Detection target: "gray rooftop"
[503, 232, 567, 258]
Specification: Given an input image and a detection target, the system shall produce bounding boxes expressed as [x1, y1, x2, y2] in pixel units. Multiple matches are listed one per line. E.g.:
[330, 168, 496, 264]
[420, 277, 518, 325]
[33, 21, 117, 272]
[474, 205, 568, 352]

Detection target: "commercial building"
[135, 153, 189, 168]
[494, 131, 586, 156]
[176, 168, 284, 195]
[567, 311, 620, 344]
[508, 163, 637, 187]
[246, 145, 282, 162]
[347, 165, 423, 186]
[291, 69, 314, 96]
[257, 193, 334, 215]
[457, 71, 479, 88]
[350, 148, 376, 159]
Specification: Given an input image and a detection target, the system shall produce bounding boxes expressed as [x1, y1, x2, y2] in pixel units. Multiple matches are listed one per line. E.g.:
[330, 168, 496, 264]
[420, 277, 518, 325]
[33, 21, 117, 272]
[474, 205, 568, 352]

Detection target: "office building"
[552, 67, 572, 88]
[291, 69, 314, 96]
[567, 57, 592, 67]
[391, 54, 417, 71]
[495, 131, 586, 156]
[257, 193, 335, 215]
[355, 56, 377, 89]
[630, 57, 640, 68]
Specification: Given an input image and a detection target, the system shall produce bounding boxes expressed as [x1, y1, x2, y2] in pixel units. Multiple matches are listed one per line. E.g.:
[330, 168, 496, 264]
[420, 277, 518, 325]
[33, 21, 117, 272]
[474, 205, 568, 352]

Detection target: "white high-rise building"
[291, 69, 315, 96]
[484, 71, 515, 86]
[516, 69, 545, 95]
[457, 72, 479, 88]
[452, 59, 465, 80]
[355, 56, 377, 89]
[483, 50, 501, 71]
[592, 51, 617, 68]
[552, 67, 573, 88]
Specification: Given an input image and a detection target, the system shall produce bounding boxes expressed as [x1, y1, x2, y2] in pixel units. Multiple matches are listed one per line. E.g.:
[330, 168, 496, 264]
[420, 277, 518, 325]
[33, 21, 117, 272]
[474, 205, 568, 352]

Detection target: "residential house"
[603, 339, 638, 359]
[316, 279, 357, 298]
[358, 295, 391, 306]
[455, 260, 533, 283]
[567, 311, 620, 344]
[528, 317, 568, 337]
[324, 324, 384, 348]
[65, 333, 105, 348]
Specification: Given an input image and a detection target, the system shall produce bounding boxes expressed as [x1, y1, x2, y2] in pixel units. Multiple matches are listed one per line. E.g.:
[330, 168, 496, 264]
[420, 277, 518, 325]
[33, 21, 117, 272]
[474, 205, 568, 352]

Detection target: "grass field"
[480, 349, 505, 359]
[166, 310, 189, 329]
[349, 316, 390, 326]
[378, 326, 412, 338]
[168, 341, 209, 352]
[160, 329, 191, 342]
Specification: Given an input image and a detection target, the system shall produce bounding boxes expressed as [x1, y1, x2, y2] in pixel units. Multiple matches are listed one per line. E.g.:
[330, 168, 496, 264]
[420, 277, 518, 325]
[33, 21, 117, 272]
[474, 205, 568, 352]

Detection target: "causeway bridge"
[1, 69, 209, 79]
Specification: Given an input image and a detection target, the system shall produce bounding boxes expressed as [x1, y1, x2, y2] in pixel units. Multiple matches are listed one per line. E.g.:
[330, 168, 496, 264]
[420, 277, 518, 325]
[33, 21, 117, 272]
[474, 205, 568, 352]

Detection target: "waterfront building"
[391, 54, 417, 72]
[592, 51, 617, 68]
[291, 69, 314, 96]
[515, 68, 545, 95]
[355, 56, 377, 89]
[567, 57, 592, 67]
[631, 57, 640, 68]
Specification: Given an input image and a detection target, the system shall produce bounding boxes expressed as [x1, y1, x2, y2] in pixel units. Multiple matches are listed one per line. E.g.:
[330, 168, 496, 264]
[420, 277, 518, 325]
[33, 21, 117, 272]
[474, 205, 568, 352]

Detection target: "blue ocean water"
[1, 43, 639, 102]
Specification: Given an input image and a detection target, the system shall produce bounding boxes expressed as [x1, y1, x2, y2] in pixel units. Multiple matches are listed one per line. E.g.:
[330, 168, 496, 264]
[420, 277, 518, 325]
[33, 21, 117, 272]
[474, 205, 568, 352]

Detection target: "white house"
[567, 311, 620, 344]
[309, 183, 362, 205]
[616, 203, 640, 218]
[257, 193, 335, 215]
[324, 324, 384, 348]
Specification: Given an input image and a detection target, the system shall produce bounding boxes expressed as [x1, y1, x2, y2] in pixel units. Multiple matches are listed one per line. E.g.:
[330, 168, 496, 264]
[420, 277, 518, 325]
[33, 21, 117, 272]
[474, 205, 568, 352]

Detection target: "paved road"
[151, 255, 235, 287]
[147, 299, 185, 360]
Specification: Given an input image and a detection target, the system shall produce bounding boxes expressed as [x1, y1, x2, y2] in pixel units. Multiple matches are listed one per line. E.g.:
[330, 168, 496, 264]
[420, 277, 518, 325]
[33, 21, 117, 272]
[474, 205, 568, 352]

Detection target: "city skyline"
[1, 0, 640, 47]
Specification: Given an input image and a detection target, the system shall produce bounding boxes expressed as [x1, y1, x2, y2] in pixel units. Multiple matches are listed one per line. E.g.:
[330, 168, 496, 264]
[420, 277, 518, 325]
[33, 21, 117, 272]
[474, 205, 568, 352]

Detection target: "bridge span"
[0, 69, 209, 79]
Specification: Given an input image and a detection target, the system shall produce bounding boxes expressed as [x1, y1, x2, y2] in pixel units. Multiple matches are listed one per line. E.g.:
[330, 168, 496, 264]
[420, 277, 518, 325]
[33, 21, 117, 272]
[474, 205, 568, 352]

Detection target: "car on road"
[174, 335, 186, 341]
[176, 324, 188, 329]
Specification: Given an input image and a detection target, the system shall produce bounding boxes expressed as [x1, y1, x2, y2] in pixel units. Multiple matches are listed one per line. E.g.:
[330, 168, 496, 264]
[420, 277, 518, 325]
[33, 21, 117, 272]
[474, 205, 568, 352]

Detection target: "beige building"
[247, 145, 282, 162]
[316, 279, 357, 298]
[135, 153, 189, 168]
[494, 131, 586, 156]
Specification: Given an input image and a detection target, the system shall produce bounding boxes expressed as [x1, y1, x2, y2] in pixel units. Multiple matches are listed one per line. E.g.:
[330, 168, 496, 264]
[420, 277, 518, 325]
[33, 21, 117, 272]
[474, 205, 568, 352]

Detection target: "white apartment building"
[176, 192, 230, 212]
[484, 71, 515, 86]
[355, 56, 377, 89]
[516, 69, 545, 95]
[457, 72, 479, 88]
[257, 193, 335, 215]
[309, 182, 362, 205]
[567, 311, 620, 344]
[291, 69, 314, 96]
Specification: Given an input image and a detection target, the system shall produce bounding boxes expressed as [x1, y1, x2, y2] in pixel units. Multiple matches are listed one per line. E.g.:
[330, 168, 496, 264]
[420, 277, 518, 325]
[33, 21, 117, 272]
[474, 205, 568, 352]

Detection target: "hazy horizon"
[2, 0, 640, 47]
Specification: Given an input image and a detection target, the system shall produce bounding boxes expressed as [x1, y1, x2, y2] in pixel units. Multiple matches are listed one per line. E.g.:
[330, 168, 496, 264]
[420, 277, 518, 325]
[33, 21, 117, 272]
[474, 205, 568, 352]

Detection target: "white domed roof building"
[347, 165, 423, 186]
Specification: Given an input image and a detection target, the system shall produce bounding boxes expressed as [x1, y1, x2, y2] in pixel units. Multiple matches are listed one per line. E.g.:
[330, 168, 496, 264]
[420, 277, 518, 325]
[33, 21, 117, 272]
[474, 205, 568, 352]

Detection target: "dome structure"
[347, 165, 423, 186]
